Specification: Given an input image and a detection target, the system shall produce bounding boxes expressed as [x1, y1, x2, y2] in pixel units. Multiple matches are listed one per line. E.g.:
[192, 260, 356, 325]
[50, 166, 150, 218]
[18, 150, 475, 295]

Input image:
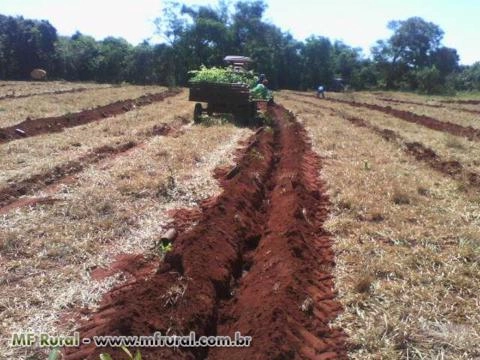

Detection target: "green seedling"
[48, 348, 61, 360]
[153, 238, 173, 255]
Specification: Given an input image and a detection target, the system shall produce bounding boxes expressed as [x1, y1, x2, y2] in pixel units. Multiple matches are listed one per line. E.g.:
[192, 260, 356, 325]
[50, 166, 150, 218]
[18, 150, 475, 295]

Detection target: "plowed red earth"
[326, 98, 480, 141]
[0, 142, 136, 212]
[441, 99, 480, 105]
[291, 95, 480, 189]
[378, 97, 480, 115]
[64, 104, 346, 360]
[0, 117, 188, 214]
[0, 89, 181, 143]
[292, 92, 480, 141]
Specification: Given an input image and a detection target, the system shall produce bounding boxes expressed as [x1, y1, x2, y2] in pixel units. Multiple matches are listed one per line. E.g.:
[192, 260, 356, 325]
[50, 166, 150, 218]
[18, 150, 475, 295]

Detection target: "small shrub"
[392, 190, 410, 205]
[355, 274, 374, 293]
[417, 186, 429, 196]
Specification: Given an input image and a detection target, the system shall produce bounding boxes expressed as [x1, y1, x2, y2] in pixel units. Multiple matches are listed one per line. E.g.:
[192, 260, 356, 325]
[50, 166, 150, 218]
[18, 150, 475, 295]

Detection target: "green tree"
[96, 37, 132, 83]
[0, 15, 57, 79]
[55, 32, 100, 81]
[432, 46, 459, 76]
[453, 62, 480, 91]
[301, 36, 333, 89]
[127, 41, 155, 84]
[388, 17, 443, 68]
[351, 60, 378, 90]
[414, 65, 443, 94]
[332, 41, 363, 85]
[276, 33, 303, 89]
[372, 16, 457, 91]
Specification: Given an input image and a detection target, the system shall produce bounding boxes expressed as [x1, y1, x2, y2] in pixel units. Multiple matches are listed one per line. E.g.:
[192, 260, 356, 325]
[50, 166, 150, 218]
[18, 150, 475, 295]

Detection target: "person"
[317, 85, 325, 98]
[251, 79, 271, 100]
[257, 73, 266, 85]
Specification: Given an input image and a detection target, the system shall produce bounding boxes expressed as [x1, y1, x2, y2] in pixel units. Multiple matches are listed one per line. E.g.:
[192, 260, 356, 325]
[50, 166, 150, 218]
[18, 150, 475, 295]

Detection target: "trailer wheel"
[194, 103, 203, 123]
[206, 104, 214, 116]
[250, 102, 257, 118]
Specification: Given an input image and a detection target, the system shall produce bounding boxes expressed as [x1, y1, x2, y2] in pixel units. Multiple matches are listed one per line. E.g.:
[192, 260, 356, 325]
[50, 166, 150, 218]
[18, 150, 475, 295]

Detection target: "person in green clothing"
[251, 79, 272, 101]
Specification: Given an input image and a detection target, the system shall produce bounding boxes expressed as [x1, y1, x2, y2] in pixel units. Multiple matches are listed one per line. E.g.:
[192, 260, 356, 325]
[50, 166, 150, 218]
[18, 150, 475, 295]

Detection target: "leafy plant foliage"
[0, 2, 476, 93]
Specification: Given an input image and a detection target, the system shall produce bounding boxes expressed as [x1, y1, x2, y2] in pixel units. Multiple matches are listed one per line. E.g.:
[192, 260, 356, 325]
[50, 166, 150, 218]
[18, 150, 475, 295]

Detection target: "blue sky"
[1, 0, 478, 64]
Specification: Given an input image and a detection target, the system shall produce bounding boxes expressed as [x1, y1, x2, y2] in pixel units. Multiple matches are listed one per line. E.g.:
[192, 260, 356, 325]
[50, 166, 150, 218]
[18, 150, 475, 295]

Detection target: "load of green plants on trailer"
[188, 65, 258, 87]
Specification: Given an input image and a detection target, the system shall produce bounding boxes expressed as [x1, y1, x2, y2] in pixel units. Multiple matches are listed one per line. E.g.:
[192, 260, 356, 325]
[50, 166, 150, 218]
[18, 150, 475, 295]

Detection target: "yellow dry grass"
[358, 90, 480, 113]
[0, 84, 166, 127]
[302, 95, 480, 176]
[0, 90, 185, 188]
[279, 92, 480, 359]
[327, 91, 480, 130]
[0, 103, 253, 359]
[0, 80, 109, 98]
[283, 90, 480, 177]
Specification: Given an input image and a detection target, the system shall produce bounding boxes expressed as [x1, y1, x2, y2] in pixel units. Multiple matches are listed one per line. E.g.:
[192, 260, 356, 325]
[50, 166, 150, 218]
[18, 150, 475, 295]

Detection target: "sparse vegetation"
[0, 83, 253, 360]
[279, 90, 480, 359]
[0, 0, 479, 358]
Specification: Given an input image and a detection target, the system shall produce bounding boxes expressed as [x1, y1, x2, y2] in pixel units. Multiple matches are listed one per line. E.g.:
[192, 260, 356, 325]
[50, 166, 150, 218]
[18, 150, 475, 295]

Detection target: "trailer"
[188, 56, 260, 124]
[188, 82, 257, 123]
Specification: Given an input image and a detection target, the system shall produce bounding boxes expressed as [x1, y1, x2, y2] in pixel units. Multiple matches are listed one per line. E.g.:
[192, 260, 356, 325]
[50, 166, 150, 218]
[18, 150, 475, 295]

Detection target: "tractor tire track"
[64, 104, 346, 360]
[292, 92, 480, 141]
[0, 89, 181, 144]
[288, 95, 480, 189]
[0, 118, 189, 214]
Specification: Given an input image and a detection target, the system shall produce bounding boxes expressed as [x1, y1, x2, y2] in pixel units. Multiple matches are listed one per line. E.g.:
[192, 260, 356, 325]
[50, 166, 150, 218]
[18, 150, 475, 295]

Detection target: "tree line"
[1, 1, 479, 94]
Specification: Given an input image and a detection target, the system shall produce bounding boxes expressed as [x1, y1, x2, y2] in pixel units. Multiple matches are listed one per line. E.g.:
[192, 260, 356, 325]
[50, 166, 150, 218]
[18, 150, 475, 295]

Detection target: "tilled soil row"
[0, 119, 188, 214]
[64, 104, 346, 360]
[0, 142, 136, 213]
[0, 86, 107, 101]
[0, 89, 181, 143]
[378, 97, 480, 115]
[293, 92, 480, 141]
[441, 99, 480, 105]
[291, 96, 480, 189]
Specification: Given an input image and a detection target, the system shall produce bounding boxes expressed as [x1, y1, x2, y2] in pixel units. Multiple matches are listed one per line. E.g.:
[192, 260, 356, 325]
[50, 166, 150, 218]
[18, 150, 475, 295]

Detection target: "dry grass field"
[278, 90, 480, 359]
[0, 84, 167, 127]
[0, 81, 253, 359]
[0, 81, 110, 98]
[1, 81, 479, 359]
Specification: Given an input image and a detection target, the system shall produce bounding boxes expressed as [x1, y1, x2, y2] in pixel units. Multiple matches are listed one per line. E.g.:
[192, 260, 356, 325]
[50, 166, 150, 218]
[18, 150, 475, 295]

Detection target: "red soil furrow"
[64, 104, 346, 360]
[0, 119, 188, 214]
[378, 97, 443, 108]
[0, 89, 181, 143]
[292, 92, 480, 141]
[210, 105, 345, 360]
[378, 97, 480, 115]
[441, 99, 480, 105]
[0, 86, 105, 101]
[290, 95, 480, 189]
[0, 142, 137, 212]
[327, 98, 480, 140]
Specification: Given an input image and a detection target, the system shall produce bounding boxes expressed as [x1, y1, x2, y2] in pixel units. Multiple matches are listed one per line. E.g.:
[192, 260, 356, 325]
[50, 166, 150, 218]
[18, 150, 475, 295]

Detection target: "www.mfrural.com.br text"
[10, 331, 252, 348]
